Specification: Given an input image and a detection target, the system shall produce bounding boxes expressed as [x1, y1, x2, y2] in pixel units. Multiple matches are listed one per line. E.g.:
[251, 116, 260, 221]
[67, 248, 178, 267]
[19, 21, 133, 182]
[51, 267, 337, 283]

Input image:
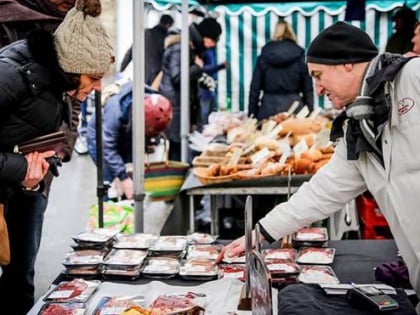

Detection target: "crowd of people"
[1, 0, 420, 314]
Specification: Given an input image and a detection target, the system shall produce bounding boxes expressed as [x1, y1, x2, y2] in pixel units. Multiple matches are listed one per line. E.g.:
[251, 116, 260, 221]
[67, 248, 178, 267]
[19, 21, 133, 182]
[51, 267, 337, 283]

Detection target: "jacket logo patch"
[397, 98, 415, 115]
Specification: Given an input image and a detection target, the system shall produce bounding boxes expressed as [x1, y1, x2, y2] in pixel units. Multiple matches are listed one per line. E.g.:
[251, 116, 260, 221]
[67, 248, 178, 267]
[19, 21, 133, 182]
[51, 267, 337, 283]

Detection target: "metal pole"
[180, 0, 190, 163]
[94, 90, 106, 228]
[132, 0, 146, 232]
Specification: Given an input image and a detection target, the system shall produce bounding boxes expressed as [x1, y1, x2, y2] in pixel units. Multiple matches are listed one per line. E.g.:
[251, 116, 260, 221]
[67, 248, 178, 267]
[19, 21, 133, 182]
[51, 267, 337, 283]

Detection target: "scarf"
[330, 53, 415, 165]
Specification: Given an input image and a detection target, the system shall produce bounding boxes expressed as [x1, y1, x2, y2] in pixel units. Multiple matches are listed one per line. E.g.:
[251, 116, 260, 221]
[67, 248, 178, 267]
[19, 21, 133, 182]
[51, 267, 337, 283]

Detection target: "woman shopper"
[248, 19, 314, 120]
[0, 0, 114, 314]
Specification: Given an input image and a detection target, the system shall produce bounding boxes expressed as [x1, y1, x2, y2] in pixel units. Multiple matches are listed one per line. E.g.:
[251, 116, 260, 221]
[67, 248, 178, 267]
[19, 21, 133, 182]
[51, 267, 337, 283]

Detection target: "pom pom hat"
[307, 22, 378, 65]
[54, 0, 114, 74]
[197, 18, 222, 42]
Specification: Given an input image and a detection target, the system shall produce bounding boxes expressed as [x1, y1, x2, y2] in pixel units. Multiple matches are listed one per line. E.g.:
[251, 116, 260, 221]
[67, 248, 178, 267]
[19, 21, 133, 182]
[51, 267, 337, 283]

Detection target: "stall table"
[28, 239, 418, 314]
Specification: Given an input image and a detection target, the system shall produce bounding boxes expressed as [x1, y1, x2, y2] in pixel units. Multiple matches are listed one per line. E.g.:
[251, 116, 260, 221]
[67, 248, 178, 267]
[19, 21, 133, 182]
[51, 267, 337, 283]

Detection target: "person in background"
[119, 14, 174, 85]
[159, 17, 222, 161]
[248, 19, 314, 120]
[86, 82, 172, 201]
[197, 46, 228, 130]
[218, 22, 420, 312]
[0, 0, 114, 313]
[385, 5, 416, 54]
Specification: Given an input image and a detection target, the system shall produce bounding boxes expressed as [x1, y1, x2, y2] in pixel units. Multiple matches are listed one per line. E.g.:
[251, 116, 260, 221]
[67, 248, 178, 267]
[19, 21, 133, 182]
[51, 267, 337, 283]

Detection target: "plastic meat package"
[186, 245, 223, 260]
[262, 248, 296, 261]
[43, 279, 100, 303]
[186, 233, 218, 244]
[37, 302, 86, 315]
[92, 296, 146, 315]
[113, 233, 159, 249]
[297, 265, 340, 284]
[149, 293, 206, 315]
[179, 259, 219, 280]
[296, 247, 335, 264]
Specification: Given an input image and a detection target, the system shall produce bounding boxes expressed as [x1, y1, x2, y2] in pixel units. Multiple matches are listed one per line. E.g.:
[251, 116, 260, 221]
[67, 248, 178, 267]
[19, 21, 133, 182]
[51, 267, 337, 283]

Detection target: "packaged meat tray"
[64, 265, 101, 278]
[101, 266, 142, 280]
[293, 227, 328, 242]
[262, 248, 296, 261]
[113, 233, 158, 249]
[297, 265, 340, 284]
[265, 259, 300, 276]
[179, 259, 219, 280]
[141, 257, 180, 279]
[149, 293, 205, 315]
[292, 227, 329, 247]
[72, 229, 117, 246]
[43, 278, 100, 303]
[62, 249, 104, 268]
[186, 244, 223, 260]
[102, 249, 147, 268]
[37, 302, 86, 315]
[221, 252, 246, 264]
[186, 232, 218, 244]
[219, 264, 246, 281]
[62, 249, 105, 267]
[148, 236, 187, 256]
[296, 247, 335, 264]
[92, 296, 146, 315]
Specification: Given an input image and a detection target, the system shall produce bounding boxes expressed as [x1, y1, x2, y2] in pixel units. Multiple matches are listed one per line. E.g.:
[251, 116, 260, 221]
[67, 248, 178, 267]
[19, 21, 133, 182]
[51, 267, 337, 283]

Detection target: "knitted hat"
[307, 22, 378, 65]
[197, 18, 222, 41]
[54, 0, 114, 74]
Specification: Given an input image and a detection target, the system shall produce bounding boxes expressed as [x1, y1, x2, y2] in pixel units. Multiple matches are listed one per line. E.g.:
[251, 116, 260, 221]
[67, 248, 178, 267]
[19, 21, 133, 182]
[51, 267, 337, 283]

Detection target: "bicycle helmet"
[145, 93, 173, 137]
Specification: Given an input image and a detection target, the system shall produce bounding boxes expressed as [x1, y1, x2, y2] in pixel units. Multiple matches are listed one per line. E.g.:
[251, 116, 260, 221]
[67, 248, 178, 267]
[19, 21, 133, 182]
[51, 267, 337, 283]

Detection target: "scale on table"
[237, 196, 273, 314]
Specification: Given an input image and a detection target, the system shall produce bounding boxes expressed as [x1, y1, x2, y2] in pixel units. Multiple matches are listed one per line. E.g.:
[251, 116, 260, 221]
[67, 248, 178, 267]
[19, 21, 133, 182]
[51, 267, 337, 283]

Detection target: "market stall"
[28, 236, 417, 314]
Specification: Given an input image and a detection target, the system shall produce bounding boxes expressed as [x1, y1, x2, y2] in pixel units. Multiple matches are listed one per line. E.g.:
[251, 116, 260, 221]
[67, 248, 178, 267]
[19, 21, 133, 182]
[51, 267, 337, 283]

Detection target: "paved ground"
[34, 153, 172, 300]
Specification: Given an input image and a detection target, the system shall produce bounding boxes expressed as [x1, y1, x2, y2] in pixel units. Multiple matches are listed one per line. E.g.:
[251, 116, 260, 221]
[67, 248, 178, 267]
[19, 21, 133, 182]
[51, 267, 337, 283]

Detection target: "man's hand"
[21, 151, 56, 189]
[215, 230, 266, 263]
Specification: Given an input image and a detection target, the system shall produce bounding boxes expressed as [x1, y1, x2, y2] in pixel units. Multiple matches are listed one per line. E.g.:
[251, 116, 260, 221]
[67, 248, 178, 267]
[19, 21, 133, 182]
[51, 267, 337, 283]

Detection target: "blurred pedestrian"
[159, 17, 222, 161]
[120, 14, 174, 85]
[248, 19, 313, 120]
[385, 5, 416, 54]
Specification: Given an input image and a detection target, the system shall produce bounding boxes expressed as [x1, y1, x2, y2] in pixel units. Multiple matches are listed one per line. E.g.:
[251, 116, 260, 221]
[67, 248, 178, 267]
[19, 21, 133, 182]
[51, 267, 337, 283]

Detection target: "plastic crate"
[356, 193, 392, 239]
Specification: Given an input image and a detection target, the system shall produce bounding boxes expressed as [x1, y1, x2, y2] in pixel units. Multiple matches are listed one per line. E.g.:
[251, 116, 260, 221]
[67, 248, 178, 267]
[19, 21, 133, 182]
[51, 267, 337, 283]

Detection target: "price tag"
[251, 147, 271, 166]
[278, 144, 292, 165]
[227, 147, 242, 166]
[296, 105, 310, 119]
[48, 290, 73, 299]
[308, 107, 322, 119]
[266, 124, 283, 139]
[287, 101, 300, 116]
[312, 128, 331, 149]
[261, 120, 277, 135]
[293, 139, 308, 158]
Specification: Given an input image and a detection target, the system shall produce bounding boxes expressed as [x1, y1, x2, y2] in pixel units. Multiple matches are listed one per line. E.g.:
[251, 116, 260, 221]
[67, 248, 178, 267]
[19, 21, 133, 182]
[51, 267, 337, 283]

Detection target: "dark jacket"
[248, 39, 314, 120]
[0, 30, 76, 201]
[159, 25, 203, 143]
[120, 24, 169, 85]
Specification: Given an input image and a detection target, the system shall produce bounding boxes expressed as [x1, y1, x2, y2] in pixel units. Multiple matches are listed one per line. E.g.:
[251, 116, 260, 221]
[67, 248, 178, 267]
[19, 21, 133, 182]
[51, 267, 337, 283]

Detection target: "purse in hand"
[16, 131, 66, 155]
[0, 203, 10, 266]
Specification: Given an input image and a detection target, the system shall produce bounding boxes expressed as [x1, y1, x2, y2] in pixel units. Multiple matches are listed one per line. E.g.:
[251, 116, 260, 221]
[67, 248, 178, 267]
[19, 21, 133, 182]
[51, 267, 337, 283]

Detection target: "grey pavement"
[34, 153, 172, 301]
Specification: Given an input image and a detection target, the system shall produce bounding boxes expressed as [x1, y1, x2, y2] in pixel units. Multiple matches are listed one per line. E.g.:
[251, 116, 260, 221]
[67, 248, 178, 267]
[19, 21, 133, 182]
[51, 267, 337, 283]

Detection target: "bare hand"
[215, 230, 265, 263]
[121, 177, 134, 200]
[22, 150, 56, 189]
[195, 56, 204, 68]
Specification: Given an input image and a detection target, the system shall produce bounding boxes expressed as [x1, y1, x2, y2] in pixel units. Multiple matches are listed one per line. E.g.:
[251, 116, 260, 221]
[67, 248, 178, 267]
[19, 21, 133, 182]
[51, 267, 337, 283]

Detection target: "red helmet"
[145, 93, 173, 137]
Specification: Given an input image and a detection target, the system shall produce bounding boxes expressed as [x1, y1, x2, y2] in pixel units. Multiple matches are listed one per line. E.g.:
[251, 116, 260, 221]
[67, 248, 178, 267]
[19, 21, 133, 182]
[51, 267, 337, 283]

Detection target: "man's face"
[412, 24, 420, 55]
[308, 63, 359, 109]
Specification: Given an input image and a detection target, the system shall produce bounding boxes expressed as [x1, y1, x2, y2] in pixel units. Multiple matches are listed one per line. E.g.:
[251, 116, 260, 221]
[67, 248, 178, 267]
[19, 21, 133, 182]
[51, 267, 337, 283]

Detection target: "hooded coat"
[159, 24, 204, 145]
[248, 39, 314, 120]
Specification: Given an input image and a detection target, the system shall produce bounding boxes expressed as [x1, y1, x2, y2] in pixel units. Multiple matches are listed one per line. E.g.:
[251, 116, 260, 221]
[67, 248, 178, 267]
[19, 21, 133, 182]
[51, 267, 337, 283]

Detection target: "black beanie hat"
[197, 18, 222, 41]
[307, 22, 378, 65]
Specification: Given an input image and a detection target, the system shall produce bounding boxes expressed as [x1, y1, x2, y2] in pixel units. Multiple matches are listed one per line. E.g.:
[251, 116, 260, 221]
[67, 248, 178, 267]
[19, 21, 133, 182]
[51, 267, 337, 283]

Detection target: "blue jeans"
[0, 191, 48, 315]
[198, 96, 216, 131]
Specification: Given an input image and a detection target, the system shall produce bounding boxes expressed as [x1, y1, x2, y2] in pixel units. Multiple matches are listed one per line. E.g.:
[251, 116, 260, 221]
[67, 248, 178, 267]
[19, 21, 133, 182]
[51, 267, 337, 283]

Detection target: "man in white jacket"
[218, 21, 420, 308]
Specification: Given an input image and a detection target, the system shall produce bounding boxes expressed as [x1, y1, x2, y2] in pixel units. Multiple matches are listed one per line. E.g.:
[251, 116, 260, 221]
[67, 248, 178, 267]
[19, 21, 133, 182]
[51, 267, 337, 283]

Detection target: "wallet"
[17, 131, 66, 155]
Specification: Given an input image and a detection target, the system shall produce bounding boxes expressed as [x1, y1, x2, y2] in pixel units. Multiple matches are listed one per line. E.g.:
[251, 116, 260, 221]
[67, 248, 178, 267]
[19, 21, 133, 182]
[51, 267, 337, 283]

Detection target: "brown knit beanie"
[54, 0, 114, 74]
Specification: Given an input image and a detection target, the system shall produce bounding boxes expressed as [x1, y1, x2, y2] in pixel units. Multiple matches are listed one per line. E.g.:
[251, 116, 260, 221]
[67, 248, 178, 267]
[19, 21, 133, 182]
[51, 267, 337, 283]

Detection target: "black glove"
[46, 155, 62, 177]
[198, 73, 216, 92]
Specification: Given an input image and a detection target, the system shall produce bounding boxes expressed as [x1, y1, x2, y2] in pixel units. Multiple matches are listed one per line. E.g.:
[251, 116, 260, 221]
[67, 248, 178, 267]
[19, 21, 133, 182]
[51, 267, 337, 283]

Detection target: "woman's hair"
[272, 20, 297, 43]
